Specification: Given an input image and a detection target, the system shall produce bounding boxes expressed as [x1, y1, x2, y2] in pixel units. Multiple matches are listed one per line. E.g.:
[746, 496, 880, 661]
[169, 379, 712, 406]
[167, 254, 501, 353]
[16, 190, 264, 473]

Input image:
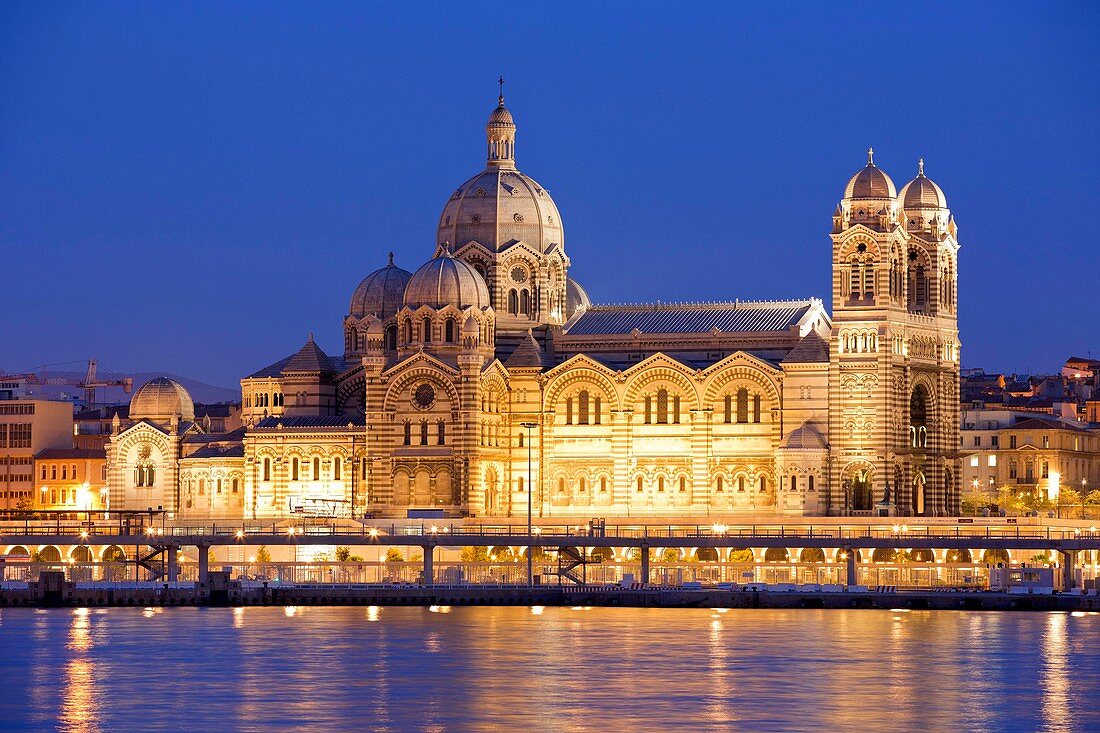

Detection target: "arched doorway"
[846, 465, 874, 512]
[982, 549, 1010, 565]
[36, 546, 61, 562]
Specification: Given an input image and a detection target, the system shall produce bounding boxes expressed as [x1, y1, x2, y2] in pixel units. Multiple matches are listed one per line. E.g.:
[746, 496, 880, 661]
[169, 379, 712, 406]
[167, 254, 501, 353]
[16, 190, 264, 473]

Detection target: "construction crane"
[1, 358, 133, 406]
[80, 359, 133, 406]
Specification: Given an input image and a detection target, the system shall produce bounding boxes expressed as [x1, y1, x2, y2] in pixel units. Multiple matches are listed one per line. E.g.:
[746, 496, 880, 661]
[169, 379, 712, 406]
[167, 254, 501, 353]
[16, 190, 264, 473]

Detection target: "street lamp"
[520, 421, 538, 586]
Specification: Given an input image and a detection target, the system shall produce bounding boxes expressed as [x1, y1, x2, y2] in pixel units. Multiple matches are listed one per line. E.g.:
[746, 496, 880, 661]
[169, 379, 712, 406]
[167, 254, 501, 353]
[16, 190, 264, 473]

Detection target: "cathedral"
[105, 91, 962, 520]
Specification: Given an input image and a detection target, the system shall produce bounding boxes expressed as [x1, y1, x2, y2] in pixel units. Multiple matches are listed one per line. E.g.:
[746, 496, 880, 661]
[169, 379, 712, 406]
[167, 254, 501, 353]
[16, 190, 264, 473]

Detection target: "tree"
[335, 546, 351, 562]
[385, 548, 405, 563]
[255, 546, 272, 563]
[729, 549, 754, 563]
[461, 546, 489, 562]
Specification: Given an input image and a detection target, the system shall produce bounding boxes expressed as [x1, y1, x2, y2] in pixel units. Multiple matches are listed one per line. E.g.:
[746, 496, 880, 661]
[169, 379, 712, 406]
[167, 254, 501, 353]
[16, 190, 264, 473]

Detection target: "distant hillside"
[1, 369, 239, 406]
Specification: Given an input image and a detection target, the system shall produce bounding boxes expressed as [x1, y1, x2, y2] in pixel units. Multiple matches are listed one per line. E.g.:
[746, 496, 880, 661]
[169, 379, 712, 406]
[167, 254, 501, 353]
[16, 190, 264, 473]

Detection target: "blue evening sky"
[2, 2, 1097, 387]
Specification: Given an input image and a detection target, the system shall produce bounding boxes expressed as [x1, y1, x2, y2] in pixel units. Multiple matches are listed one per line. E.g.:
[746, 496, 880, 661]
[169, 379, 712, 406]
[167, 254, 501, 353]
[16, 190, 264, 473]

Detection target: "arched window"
[753, 394, 762, 423]
[600, 477, 608, 493]
[863, 264, 874, 296]
[421, 317, 432, 343]
[508, 289, 518, 315]
[312, 457, 320, 480]
[850, 263, 861, 298]
[232, 478, 239, 493]
[737, 476, 745, 492]
[558, 477, 566, 494]
[736, 388, 749, 423]
[385, 325, 397, 350]
[334, 458, 342, 480]
[403, 421, 411, 446]
[658, 476, 665, 492]
[673, 395, 681, 424]
[520, 289, 530, 316]
[578, 391, 590, 425]
[724, 395, 732, 423]
[404, 319, 413, 344]
[291, 457, 299, 481]
[679, 476, 686, 493]
[216, 479, 222, 494]
[808, 475, 814, 492]
[636, 476, 643, 492]
[565, 397, 573, 425]
[263, 458, 271, 482]
[420, 421, 429, 446]
[517, 476, 525, 493]
[656, 389, 668, 424]
[716, 475, 724, 492]
[147, 466, 155, 485]
[437, 420, 446, 445]
[594, 396, 602, 425]
[790, 475, 797, 492]
[644, 396, 653, 424]
[61, 465, 67, 480]
[518, 432, 524, 447]
[759, 476, 767, 493]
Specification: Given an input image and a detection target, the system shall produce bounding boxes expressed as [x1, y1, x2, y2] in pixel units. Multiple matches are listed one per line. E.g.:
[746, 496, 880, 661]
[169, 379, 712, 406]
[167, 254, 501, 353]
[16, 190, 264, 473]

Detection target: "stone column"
[423, 543, 435, 585]
[198, 544, 210, 584]
[1060, 549, 1076, 592]
[845, 545, 857, 587]
[166, 545, 179, 582]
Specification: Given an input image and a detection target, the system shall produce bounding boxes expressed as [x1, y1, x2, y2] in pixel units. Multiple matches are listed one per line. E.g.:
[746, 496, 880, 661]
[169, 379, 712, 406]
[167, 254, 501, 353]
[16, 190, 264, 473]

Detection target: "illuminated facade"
[105, 93, 962, 519]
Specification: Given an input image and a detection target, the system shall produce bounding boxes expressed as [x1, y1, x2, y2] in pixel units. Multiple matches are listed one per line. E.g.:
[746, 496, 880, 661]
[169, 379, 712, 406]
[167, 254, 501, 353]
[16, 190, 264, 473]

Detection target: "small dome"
[488, 103, 514, 126]
[404, 254, 492, 310]
[844, 147, 896, 200]
[130, 377, 195, 424]
[349, 253, 412, 319]
[565, 276, 590, 319]
[899, 159, 948, 210]
[462, 315, 480, 334]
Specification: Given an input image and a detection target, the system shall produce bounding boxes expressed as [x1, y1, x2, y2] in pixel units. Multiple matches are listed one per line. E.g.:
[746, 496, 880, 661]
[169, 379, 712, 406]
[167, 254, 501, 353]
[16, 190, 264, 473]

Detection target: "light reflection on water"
[0, 607, 1098, 732]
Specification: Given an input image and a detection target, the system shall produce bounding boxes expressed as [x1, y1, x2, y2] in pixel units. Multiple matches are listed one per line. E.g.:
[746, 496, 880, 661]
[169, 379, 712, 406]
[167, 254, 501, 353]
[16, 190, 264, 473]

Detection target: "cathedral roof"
[281, 334, 336, 374]
[843, 147, 896, 200]
[565, 277, 590, 319]
[348, 253, 412, 319]
[783, 423, 828, 450]
[781, 332, 830, 363]
[504, 330, 546, 369]
[185, 444, 245, 459]
[899, 160, 948, 210]
[129, 377, 195, 423]
[404, 254, 492, 310]
[436, 91, 564, 256]
[563, 300, 815, 336]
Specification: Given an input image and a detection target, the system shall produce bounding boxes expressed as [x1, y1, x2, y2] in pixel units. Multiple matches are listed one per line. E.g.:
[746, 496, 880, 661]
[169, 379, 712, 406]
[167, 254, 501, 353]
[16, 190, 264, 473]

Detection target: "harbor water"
[1, 606, 1098, 732]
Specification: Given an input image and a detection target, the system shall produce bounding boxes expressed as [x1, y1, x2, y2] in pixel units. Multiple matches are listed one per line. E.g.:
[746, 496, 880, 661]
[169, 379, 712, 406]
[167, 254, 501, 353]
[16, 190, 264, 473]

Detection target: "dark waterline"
[1, 606, 1098, 732]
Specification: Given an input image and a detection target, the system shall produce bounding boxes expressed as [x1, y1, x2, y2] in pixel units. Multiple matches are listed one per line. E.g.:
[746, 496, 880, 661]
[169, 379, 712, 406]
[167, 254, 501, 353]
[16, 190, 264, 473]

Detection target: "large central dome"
[436, 95, 564, 255]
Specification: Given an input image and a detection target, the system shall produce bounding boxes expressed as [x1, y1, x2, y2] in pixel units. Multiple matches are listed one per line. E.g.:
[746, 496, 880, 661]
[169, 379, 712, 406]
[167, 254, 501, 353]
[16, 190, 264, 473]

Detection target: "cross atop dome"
[867, 146, 875, 166]
[918, 157, 925, 176]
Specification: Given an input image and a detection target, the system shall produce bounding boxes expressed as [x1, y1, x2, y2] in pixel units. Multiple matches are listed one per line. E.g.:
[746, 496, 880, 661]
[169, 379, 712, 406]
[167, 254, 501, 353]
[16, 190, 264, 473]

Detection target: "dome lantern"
[486, 76, 516, 168]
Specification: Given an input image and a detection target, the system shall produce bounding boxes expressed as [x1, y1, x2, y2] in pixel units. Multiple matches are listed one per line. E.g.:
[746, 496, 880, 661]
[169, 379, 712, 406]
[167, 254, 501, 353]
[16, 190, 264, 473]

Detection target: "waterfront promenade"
[3, 515, 1100, 608]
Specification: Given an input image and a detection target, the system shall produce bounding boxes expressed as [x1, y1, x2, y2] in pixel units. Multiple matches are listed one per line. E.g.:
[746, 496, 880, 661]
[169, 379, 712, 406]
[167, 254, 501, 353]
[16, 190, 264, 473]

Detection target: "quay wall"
[3, 576, 1098, 613]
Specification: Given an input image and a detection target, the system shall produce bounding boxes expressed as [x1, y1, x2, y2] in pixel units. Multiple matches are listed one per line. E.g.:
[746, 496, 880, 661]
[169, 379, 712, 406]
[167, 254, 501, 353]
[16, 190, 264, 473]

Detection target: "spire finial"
[308, 331, 314, 343]
[387, 251, 394, 265]
[498, 75, 505, 106]
[918, 157, 925, 176]
[867, 146, 875, 166]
